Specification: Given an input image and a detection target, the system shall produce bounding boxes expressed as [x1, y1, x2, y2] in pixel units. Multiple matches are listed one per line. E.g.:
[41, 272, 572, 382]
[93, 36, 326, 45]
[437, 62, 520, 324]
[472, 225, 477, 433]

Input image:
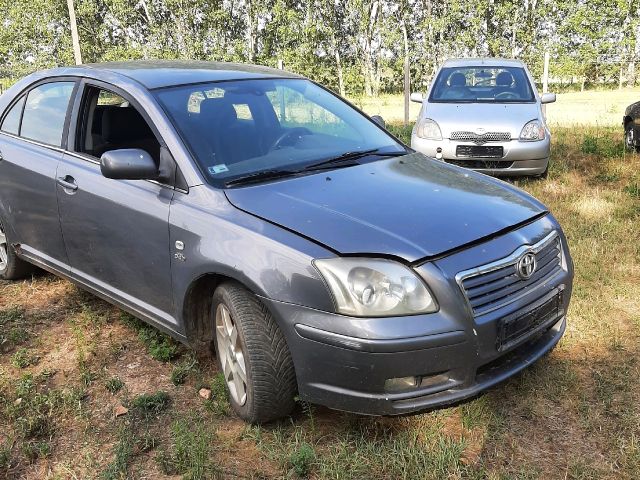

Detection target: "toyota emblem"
[516, 252, 537, 280]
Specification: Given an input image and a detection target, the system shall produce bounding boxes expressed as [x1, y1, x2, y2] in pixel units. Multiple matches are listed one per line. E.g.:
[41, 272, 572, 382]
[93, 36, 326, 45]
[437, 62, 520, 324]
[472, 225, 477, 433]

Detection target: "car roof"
[441, 58, 526, 68]
[61, 60, 304, 90]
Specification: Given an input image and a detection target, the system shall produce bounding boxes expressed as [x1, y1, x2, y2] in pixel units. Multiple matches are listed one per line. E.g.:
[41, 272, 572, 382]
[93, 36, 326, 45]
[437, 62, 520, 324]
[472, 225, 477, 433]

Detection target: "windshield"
[429, 66, 535, 103]
[155, 78, 406, 186]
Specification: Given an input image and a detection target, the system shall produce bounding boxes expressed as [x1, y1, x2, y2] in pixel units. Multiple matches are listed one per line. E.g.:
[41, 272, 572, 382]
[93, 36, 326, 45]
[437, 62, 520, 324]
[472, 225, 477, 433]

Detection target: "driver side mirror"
[410, 92, 425, 103]
[541, 93, 556, 104]
[100, 149, 159, 180]
[371, 115, 386, 128]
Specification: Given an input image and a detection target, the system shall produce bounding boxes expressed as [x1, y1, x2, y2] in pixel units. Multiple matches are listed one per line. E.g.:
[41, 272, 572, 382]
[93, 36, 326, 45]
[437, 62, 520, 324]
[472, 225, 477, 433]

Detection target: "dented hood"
[225, 153, 547, 262]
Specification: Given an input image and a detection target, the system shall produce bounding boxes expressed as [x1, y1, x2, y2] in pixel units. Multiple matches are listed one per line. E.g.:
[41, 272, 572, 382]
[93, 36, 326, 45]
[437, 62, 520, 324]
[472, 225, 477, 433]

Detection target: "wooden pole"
[67, 0, 82, 65]
[402, 20, 410, 126]
[542, 50, 550, 93]
[542, 51, 549, 117]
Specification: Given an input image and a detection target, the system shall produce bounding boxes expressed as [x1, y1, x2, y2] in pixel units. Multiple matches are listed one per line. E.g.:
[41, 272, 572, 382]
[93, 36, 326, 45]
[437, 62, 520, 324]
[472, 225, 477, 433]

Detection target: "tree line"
[1, 0, 639, 95]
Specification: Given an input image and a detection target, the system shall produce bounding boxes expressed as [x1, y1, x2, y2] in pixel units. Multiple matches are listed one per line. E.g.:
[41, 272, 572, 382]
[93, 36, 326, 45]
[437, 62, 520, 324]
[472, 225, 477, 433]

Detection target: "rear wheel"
[0, 219, 34, 281]
[212, 282, 296, 423]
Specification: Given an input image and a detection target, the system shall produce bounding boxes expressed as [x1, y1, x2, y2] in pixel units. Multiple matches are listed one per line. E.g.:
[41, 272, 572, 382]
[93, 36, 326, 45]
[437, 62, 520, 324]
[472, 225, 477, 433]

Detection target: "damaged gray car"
[0, 61, 573, 423]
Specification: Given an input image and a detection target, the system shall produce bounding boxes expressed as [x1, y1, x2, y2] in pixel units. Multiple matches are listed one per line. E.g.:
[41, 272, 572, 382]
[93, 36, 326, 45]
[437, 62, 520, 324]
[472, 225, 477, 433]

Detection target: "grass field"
[1, 95, 640, 479]
[351, 88, 640, 127]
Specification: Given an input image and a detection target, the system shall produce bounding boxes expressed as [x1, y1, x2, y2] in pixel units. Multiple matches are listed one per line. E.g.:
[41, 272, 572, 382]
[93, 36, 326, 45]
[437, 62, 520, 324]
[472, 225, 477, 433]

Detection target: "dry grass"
[0, 115, 639, 478]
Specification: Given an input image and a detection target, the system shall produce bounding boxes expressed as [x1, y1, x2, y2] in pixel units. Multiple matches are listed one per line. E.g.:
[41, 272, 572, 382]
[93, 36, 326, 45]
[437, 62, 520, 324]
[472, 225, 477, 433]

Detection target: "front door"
[56, 83, 176, 326]
[0, 80, 77, 272]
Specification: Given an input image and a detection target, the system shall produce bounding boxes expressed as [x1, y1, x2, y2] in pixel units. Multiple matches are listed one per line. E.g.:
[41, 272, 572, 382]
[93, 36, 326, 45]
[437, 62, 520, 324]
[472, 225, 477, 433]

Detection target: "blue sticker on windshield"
[208, 164, 229, 175]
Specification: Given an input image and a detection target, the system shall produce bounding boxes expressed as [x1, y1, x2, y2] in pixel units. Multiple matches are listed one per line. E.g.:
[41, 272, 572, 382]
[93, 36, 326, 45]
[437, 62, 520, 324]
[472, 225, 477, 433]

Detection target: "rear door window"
[21, 82, 75, 146]
[1, 96, 26, 135]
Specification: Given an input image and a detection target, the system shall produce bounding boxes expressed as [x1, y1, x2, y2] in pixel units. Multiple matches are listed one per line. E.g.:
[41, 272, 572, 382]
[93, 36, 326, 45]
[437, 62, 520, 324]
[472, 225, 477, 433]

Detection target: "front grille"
[451, 131, 511, 144]
[446, 159, 513, 169]
[455, 145, 504, 158]
[456, 232, 563, 317]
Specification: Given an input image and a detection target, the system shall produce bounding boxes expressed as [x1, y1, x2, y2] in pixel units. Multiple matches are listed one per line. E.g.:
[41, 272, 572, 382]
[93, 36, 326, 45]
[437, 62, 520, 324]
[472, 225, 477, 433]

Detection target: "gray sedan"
[411, 58, 556, 177]
[0, 61, 572, 423]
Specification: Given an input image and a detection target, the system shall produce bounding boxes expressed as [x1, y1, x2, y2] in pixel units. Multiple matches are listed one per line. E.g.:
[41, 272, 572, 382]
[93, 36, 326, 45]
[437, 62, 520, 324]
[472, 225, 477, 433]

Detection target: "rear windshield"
[429, 66, 535, 103]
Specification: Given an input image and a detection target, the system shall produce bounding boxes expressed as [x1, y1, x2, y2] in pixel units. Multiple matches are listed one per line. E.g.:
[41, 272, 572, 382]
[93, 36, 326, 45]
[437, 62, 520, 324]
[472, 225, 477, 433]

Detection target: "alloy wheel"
[626, 127, 634, 149]
[0, 223, 8, 271]
[215, 303, 248, 406]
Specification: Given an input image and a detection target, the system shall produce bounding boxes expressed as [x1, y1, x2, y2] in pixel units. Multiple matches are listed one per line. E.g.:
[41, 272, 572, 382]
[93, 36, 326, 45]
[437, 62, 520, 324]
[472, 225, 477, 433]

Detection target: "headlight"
[314, 258, 438, 317]
[415, 118, 442, 140]
[520, 120, 545, 141]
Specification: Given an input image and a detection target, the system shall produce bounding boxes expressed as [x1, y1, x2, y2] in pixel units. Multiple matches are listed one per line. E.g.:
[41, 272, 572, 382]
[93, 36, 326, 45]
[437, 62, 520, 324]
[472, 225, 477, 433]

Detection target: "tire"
[0, 218, 34, 281]
[625, 123, 638, 152]
[212, 282, 297, 423]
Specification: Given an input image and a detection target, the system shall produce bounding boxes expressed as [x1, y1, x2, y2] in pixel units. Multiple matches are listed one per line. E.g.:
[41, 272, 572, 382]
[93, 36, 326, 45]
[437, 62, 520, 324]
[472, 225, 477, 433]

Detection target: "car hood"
[225, 153, 547, 262]
[424, 102, 541, 138]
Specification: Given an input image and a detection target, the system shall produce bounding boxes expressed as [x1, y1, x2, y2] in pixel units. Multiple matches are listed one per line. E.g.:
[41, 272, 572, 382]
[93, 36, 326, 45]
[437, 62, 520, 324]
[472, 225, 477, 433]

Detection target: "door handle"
[57, 176, 78, 192]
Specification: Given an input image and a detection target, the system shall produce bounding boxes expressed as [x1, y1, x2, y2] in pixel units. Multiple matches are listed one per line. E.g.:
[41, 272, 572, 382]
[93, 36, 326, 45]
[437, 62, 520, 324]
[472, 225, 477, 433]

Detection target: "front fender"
[169, 185, 336, 332]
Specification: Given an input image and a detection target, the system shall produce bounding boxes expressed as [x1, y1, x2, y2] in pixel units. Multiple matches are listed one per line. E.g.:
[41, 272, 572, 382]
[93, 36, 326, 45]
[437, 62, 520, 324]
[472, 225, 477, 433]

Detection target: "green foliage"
[21, 440, 51, 462]
[289, 442, 315, 478]
[0, 442, 12, 470]
[582, 135, 598, 154]
[10, 348, 38, 369]
[204, 373, 230, 416]
[101, 426, 134, 480]
[580, 132, 623, 158]
[0, 307, 29, 351]
[157, 417, 217, 479]
[624, 182, 640, 198]
[131, 391, 171, 414]
[5, 373, 85, 441]
[2, 0, 637, 96]
[171, 355, 199, 386]
[121, 313, 180, 362]
[105, 377, 125, 394]
[386, 123, 413, 145]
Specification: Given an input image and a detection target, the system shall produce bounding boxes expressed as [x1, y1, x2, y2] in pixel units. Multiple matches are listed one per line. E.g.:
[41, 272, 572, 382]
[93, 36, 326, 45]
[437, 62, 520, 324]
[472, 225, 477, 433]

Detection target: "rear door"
[56, 80, 176, 327]
[0, 80, 77, 272]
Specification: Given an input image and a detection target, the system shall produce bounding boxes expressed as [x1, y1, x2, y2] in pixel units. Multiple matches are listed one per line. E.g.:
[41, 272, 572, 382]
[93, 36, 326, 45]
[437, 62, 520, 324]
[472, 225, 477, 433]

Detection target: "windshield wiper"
[224, 169, 300, 187]
[303, 148, 407, 172]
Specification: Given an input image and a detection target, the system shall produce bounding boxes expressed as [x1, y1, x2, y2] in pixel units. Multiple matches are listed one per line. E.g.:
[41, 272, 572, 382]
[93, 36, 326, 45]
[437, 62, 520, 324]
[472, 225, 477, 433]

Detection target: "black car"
[623, 101, 640, 151]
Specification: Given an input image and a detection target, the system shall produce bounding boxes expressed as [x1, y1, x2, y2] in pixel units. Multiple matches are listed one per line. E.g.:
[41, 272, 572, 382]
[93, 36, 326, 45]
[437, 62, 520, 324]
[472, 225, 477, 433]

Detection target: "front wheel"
[0, 219, 34, 280]
[212, 282, 297, 423]
[625, 123, 638, 152]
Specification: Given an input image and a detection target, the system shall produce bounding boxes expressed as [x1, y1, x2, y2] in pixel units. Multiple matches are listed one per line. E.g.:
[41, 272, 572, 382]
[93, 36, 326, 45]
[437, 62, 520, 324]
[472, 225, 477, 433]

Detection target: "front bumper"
[264, 216, 573, 416]
[411, 136, 550, 176]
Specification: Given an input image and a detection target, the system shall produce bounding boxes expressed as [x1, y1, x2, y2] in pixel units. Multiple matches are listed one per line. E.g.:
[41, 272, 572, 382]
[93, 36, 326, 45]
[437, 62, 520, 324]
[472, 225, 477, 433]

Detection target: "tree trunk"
[619, 61, 624, 90]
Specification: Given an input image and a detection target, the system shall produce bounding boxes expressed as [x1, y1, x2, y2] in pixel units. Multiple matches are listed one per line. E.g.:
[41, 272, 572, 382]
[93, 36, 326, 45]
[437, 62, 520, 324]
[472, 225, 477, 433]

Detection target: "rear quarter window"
[1, 96, 26, 135]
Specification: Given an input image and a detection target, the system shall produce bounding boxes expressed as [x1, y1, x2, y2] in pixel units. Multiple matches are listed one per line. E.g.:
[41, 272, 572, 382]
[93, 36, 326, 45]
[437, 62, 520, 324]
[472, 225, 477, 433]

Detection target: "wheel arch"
[181, 270, 272, 354]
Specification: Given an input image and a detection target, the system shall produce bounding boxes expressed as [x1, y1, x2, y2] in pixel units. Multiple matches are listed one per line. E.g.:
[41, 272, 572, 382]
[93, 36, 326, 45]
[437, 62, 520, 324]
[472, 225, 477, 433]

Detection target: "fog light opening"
[384, 376, 418, 393]
[385, 372, 451, 393]
[435, 147, 443, 160]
